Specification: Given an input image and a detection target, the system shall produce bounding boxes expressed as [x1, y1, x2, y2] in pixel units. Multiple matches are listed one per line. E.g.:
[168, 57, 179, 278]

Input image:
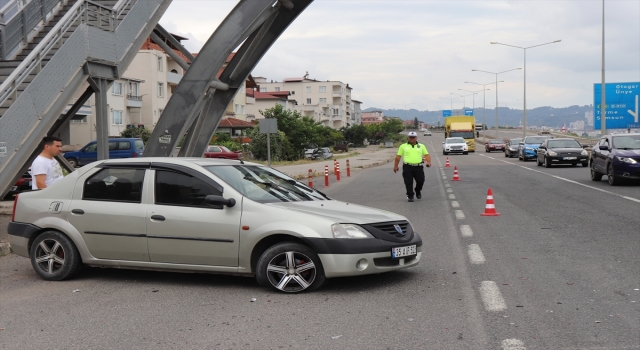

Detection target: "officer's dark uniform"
[397, 141, 428, 200]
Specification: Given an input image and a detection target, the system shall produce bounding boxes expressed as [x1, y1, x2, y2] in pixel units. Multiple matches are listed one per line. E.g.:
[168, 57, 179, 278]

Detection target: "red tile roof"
[253, 90, 290, 100]
[219, 117, 254, 128]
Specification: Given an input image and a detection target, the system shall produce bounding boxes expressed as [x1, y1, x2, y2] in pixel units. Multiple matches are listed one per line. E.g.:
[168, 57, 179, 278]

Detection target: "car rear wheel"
[607, 164, 620, 186]
[256, 242, 326, 293]
[590, 165, 603, 181]
[30, 231, 82, 281]
[67, 158, 78, 168]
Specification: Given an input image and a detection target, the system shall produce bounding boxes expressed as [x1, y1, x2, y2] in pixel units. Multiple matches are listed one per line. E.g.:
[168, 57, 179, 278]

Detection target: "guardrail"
[0, 0, 133, 111]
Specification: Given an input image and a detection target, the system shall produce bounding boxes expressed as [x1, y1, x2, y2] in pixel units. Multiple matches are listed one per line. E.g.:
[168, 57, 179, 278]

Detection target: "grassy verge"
[250, 151, 361, 166]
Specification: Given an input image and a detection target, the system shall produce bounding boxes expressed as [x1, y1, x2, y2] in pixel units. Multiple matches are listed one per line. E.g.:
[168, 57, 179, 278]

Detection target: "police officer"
[393, 131, 431, 202]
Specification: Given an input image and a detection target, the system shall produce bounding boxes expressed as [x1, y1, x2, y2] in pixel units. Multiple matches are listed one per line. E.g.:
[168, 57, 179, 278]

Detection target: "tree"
[341, 124, 368, 146]
[414, 117, 419, 128]
[120, 126, 151, 144]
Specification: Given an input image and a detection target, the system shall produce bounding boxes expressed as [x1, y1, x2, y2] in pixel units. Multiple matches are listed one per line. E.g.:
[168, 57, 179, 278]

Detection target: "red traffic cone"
[445, 157, 451, 167]
[481, 188, 501, 216]
[452, 166, 460, 181]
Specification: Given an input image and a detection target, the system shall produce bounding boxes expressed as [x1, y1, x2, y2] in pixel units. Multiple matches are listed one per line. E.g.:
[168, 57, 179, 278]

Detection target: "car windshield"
[204, 165, 327, 203]
[524, 136, 548, 144]
[446, 138, 465, 144]
[488, 140, 503, 144]
[612, 135, 640, 150]
[548, 140, 581, 148]
[450, 131, 474, 139]
[509, 138, 522, 144]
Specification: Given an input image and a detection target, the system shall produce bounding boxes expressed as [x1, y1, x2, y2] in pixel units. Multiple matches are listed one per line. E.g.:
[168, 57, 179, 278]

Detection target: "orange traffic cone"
[452, 166, 460, 181]
[481, 188, 501, 216]
[445, 157, 451, 167]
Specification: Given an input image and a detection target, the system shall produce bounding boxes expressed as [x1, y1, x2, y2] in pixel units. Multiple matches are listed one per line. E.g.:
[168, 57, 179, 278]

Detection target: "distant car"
[590, 133, 640, 185]
[319, 147, 333, 159]
[485, 139, 506, 153]
[423, 130, 432, 136]
[203, 145, 242, 160]
[518, 136, 551, 161]
[504, 138, 522, 158]
[8, 157, 422, 293]
[3, 172, 32, 200]
[304, 148, 317, 159]
[536, 138, 588, 168]
[63, 138, 144, 167]
[442, 137, 468, 155]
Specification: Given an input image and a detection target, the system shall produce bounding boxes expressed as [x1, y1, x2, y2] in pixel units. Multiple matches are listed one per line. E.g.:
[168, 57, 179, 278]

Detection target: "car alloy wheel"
[30, 231, 82, 281]
[67, 158, 78, 168]
[607, 164, 620, 186]
[590, 165, 603, 181]
[256, 242, 325, 293]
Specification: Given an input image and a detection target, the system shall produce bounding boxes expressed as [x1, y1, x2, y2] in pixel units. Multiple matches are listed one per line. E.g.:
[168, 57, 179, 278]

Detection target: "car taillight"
[132, 152, 137, 157]
[15, 178, 25, 186]
[11, 194, 18, 221]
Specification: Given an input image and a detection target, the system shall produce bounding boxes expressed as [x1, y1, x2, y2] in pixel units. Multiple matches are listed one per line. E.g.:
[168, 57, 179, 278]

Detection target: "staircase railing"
[0, 0, 129, 112]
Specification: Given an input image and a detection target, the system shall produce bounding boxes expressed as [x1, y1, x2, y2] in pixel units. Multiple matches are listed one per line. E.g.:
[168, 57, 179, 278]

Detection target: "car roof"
[97, 157, 256, 167]
[547, 138, 579, 141]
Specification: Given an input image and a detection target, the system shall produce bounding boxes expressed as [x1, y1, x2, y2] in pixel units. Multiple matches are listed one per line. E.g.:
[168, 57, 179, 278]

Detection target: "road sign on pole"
[442, 110, 452, 117]
[594, 82, 640, 129]
[464, 110, 474, 116]
[259, 119, 278, 167]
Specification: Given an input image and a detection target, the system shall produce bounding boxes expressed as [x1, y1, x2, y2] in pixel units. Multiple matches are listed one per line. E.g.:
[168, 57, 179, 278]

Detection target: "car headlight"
[331, 224, 373, 239]
[581, 150, 588, 156]
[616, 156, 638, 164]
[547, 151, 557, 156]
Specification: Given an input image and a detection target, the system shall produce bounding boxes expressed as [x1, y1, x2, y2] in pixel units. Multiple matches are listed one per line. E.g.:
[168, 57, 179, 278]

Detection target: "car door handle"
[71, 209, 84, 215]
[150, 215, 165, 221]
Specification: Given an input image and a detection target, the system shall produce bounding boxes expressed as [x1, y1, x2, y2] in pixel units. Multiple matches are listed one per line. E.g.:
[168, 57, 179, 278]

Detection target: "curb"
[288, 157, 394, 180]
[0, 242, 11, 257]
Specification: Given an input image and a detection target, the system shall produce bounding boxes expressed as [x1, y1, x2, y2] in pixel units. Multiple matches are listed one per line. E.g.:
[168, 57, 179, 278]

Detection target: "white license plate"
[563, 157, 577, 160]
[391, 245, 417, 259]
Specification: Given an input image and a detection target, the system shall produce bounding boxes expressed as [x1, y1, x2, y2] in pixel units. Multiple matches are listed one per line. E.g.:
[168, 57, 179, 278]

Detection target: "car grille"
[368, 221, 410, 238]
[451, 146, 463, 150]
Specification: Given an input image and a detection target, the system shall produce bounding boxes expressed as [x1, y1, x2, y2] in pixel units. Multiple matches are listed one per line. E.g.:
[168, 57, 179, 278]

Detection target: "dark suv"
[590, 133, 640, 185]
[63, 138, 144, 167]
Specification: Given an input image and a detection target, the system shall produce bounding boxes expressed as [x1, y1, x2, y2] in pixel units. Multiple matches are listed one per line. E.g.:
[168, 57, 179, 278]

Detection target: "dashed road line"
[451, 201, 460, 208]
[448, 194, 456, 199]
[446, 188, 453, 193]
[445, 183, 451, 188]
[479, 281, 507, 311]
[467, 244, 486, 264]
[501, 339, 526, 350]
[460, 225, 473, 237]
[455, 210, 465, 220]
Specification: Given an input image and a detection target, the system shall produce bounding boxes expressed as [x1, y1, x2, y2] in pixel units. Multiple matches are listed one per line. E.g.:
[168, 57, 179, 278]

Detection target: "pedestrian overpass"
[0, 0, 312, 198]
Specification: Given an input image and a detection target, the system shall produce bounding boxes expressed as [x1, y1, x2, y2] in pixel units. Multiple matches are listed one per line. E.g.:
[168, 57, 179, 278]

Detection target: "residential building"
[253, 74, 356, 129]
[361, 110, 384, 125]
[245, 89, 297, 122]
[352, 100, 362, 125]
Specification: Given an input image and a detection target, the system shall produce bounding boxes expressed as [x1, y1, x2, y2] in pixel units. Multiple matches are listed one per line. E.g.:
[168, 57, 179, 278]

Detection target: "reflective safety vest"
[397, 142, 428, 164]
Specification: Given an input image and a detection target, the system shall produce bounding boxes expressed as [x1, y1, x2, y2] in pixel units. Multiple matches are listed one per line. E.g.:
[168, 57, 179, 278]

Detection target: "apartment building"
[361, 110, 384, 125]
[253, 74, 356, 129]
[245, 89, 297, 122]
[352, 99, 362, 125]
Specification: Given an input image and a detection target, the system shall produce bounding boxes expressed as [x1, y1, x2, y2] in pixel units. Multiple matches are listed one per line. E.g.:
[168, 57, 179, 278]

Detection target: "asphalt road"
[1, 133, 639, 349]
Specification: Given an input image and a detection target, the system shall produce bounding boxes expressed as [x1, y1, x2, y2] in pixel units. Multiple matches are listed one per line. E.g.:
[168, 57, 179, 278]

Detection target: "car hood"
[523, 143, 542, 148]
[266, 201, 406, 225]
[549, 147, 584, 153]
[445, 143, 467, 147]
[612, 149, 640, 156]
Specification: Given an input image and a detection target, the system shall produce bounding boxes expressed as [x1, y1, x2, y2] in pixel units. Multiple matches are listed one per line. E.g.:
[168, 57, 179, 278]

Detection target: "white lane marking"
[479, 281, 507, 311]
[460, 225, 473, 237]
[449, 194, 456, 199]
[455, 210, 466, 219]
[478, 154, 640, 204]
[467, 244, 486, 264]
[446, 188, 453, 193]
[451, 201, 460, 208]
[442, 176, 447, 179]
[445, 184, 451, 188]
[501, 339, 526, 350]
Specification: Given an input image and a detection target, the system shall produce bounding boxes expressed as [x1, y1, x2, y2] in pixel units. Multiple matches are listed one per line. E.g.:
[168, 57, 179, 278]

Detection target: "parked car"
[318, 147, 333, 159]
[3, 171, 32, 200]
[442, 137, 468, 155]
[423, 130, 432, 136]
[504, 138, 522, 158]
[63, 138, 144, 167]
[304, 148, 317, 159]
[8, 158, 422, 293]
[590, 133, 640, 186]
[536, 138, 589, 168]
[485, 139, 506, 153]
[518, 136, 551, 161]
[203, 145, 242, 160]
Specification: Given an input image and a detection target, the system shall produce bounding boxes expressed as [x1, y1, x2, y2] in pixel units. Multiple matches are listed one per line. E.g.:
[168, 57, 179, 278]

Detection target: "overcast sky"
[159, 0, 640, 112]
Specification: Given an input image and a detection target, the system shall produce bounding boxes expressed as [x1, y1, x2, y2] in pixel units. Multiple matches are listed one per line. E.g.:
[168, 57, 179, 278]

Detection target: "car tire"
[581, 161, 588, 167]
[545, 156, 552, 168]
[463, 151, 468, 155]
[443, 151, 448, 155]
[256, 242, 326, 293]
[518, 154, 523, 161]
[607, 163, 620, 186]
[66, 158, 78, 168]
[30, 231, 82, 281]
[590, 165, 603, 181]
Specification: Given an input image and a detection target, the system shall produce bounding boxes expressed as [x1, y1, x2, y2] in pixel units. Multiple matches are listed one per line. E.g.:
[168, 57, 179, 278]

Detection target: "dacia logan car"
[8, 158, 422, 293]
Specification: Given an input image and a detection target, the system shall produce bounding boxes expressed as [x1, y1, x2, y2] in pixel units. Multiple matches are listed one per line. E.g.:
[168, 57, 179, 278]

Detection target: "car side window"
[108, 142, 117, 151]
[209, 146, 221, 153]
[83, 168, 145, 202]
[84, 143, 97, 152]
[155, 170, 223, 208]
[119, 141, 131, 150]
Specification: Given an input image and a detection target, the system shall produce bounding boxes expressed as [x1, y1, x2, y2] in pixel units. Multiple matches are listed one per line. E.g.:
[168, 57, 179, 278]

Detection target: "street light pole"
[472, 68, 521, 138]
[601, 0, 606, 136]
[490, 39, 562, 139]
[459, 88, 489, 116]
[466, 81, 503, 142]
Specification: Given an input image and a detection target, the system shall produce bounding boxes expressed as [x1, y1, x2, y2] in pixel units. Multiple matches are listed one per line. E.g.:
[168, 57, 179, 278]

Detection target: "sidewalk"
[0, 145, 397, 216]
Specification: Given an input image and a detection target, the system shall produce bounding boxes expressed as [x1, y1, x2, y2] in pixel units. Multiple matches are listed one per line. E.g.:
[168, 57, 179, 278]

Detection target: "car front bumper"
[547, 155, 588, 164]
[444, 148, 468, 153]
[612, 160, 640, 179]
[522, 149, 537, 159]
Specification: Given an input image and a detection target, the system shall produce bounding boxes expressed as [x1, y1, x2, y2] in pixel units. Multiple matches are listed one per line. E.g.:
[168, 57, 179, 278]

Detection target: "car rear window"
[488, 140, 503, 144]
[118, 141, 131, 150]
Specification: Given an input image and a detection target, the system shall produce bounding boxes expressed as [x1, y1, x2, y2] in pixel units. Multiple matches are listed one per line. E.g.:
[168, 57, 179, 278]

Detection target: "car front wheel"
[66, 158, 78, 168]
[256, 242, 326, 293]
[545, 156, 552, 168]
[607, 164, 620, 186]
[30, 231, 82, 281]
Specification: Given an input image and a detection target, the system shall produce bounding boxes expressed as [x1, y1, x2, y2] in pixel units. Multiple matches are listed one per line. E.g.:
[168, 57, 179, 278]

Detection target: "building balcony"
[332, 91, 342, 97]
[302, 105, 316, 112]
[320, 115, 330, 121]
[167, 71, 182, 85]
[126, 94, 143, 108]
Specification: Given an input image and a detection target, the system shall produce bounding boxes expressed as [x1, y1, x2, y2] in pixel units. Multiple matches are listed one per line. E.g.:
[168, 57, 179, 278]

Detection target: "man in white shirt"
[31, 136, 64, 190]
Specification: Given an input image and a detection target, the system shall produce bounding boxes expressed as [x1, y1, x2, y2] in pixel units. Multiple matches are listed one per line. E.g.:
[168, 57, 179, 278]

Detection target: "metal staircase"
[0, 0, 171, 198]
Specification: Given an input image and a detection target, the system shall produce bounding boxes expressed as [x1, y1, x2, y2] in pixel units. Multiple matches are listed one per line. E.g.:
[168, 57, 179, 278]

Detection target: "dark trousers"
[402, 164, 425, 198]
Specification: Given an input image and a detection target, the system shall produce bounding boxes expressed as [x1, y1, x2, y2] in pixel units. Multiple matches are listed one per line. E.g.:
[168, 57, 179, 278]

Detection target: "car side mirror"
[519, 142, 524, 146]
[598, 145, 609, 151]
[205, 195, 236, 208]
